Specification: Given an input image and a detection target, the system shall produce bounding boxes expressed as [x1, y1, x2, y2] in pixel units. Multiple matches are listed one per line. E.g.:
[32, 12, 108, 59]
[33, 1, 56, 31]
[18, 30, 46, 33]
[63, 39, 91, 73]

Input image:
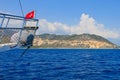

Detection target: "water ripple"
[0, 49, 120, 80]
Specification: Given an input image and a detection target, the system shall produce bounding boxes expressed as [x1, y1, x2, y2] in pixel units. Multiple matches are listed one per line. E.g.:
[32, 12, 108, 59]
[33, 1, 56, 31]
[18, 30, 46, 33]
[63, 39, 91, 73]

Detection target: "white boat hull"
[0, 43, 19, 52]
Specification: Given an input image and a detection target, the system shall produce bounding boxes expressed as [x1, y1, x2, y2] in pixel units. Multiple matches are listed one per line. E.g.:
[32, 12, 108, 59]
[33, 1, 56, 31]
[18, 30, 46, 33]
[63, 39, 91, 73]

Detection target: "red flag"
[25, 10, 35, 19]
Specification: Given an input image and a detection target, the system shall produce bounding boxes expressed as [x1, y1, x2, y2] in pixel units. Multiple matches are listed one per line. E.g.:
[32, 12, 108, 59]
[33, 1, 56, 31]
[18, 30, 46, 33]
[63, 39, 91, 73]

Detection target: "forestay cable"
[19, 0, 24, 16]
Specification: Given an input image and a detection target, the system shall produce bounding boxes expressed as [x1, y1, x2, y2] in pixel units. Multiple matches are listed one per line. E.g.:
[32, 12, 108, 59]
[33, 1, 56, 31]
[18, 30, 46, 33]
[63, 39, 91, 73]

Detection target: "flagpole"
[35, 10, 36, 18]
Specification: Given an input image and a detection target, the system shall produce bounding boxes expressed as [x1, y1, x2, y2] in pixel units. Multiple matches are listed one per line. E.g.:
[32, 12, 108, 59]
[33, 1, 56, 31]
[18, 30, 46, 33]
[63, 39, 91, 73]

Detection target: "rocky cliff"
[33, 34, 118, 48]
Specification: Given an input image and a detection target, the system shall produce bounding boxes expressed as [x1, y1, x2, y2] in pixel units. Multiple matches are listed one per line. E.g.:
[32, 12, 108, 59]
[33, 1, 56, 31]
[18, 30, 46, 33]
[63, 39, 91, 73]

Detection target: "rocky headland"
[33, 33, 119, 49]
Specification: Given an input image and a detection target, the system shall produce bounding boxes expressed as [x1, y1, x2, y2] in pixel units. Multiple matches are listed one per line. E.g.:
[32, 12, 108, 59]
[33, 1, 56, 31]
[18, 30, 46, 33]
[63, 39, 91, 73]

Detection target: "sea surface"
[0, 49, 120, 80]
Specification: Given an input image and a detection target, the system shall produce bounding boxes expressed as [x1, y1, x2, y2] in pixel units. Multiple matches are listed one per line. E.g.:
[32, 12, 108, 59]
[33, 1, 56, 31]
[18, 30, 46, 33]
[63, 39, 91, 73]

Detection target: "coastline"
[30, 46, 120, 50]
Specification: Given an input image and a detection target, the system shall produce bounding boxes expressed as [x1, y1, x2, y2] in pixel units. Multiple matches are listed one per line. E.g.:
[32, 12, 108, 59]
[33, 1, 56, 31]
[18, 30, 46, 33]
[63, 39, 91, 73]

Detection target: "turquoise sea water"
[0, 49, 120, 80]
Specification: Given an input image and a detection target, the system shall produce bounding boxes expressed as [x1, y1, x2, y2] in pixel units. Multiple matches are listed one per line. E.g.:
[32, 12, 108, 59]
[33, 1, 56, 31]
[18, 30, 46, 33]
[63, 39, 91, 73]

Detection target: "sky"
[0, 0, 120, 44]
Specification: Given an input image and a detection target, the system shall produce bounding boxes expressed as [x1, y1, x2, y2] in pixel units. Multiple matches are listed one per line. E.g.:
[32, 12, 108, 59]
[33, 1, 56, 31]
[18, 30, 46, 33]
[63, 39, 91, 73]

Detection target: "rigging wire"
[18, 46, 30, 60]
[19, 0, 24, 16]
[18, 0, 29, 60]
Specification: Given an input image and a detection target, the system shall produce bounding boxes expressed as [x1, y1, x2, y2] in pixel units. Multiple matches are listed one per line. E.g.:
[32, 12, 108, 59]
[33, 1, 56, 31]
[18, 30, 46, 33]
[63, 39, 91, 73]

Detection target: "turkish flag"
[25, 10, 35, 19]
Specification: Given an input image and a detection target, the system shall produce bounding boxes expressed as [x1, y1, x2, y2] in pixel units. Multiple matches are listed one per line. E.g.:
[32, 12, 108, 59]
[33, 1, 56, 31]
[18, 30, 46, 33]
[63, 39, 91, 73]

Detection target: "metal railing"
[0, 13, 39, 45]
